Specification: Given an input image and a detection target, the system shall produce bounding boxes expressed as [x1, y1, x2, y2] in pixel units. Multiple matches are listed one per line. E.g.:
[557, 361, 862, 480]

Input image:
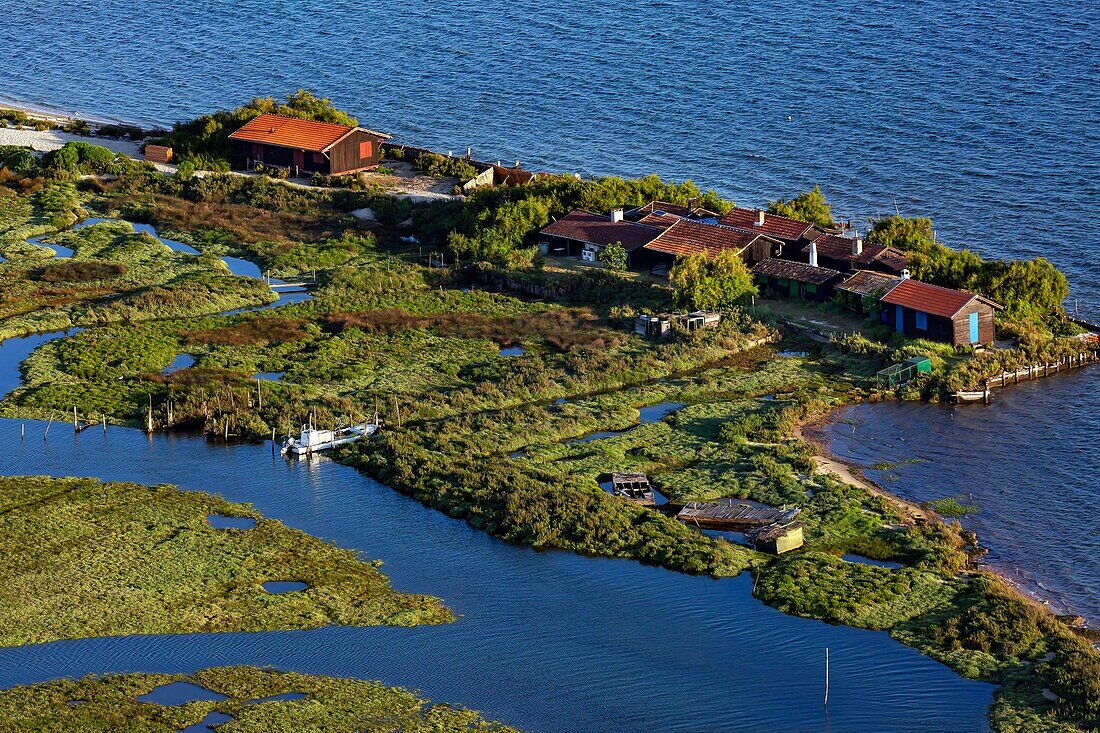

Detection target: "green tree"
[598, 242, 628, 271]
[768, 185, 834, 228]
[669, 251, 757, 311]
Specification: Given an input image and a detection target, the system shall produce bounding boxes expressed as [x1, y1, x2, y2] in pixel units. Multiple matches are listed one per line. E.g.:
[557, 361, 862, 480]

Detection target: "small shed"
[144, 144, 173, 164]
[610, 472, 655, 506]
[876, 356, 932, 387]
[749, 522, 804, 555]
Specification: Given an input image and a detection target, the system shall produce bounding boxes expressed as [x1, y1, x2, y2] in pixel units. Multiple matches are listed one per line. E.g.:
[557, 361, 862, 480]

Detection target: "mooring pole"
[824, 647, 830, 707]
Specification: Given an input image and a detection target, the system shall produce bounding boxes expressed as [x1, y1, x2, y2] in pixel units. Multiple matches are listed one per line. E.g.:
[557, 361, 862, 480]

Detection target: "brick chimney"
[853, 237, 863, 256]
[809, 240, 819, 268]
[756, 209, 766, 227]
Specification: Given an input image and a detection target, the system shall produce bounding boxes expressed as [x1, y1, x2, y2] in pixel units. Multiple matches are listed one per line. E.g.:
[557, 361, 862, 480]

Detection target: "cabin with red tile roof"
[631, 212, 783, 274]
[879, 276, 1002, 346]
[538, 209, 663, 262]
[718, 207, 822, 254]
[799, 234, 909, 276]
[228, 113, 391, 176]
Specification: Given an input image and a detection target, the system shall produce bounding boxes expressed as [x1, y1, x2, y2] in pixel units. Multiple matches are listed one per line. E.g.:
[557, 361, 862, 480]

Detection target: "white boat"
[281, 420, 378, 456]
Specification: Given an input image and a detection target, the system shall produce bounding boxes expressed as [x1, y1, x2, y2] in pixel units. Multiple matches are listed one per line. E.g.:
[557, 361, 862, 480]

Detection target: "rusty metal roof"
[540, 210, 663, 251]
[837, 270, 902, 298]
[880, 278, 1001, 318]
[629, 200, 719, 219]
[751, 257, 843, 285]
[719, 207, 815, 241]
[228, 113, 389, 153]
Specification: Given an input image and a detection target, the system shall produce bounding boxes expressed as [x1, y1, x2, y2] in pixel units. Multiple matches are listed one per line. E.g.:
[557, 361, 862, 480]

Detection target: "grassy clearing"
[0, 476, 450, 646]
[0, 666, 518, 733]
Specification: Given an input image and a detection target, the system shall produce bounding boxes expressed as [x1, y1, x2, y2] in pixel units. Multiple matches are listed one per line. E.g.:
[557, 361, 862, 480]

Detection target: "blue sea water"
[2, 0, 1098, 313]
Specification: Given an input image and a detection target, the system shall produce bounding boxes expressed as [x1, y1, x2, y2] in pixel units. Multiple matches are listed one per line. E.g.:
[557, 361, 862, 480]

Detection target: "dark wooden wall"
[329, 130, 385, 175]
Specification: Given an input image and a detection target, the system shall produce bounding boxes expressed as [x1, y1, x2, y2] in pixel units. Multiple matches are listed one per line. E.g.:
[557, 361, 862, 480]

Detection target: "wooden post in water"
[44, 415, 53, 440]
[824, 647, 830, 707]
[147, 395, 154, 434]
[21, 423, 25, 440]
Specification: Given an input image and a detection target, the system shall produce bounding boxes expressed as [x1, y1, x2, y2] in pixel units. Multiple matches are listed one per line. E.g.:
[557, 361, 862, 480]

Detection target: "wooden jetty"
[610, 472, 655, 506]
[676, 500, 799, 530]
[981, 350, 1098, 391]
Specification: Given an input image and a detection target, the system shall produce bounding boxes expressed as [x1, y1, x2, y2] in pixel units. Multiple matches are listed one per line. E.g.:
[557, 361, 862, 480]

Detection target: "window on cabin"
[360, 141, 372, 159]
[915, 311, 928, 330]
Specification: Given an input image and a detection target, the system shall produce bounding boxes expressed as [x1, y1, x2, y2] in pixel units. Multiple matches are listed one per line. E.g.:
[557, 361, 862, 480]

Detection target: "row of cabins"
[539, 201, 999, 347]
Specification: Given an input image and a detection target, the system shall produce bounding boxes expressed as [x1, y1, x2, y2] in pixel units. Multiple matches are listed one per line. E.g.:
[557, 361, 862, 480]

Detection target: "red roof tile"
[636, 211, 681, 231]
[804, 234, 909, 272]
[540, 210, 662, 251]
[719, 207, 815, 241]
[880, 278, 982, 318]
[643, 216, 764, 259]
[229, 113, 388, 153]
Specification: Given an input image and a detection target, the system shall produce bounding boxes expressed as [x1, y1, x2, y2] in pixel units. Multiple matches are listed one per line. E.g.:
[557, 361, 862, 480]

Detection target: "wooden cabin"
[228, 113, 391, 176]
[751, 258, 844, 303]
[717, 207, 821, 259]
[878, 277, 1001, 346]
[748, 522, 804, 555]
[631, 212, 783, 274]
[538, 210, 662, 260]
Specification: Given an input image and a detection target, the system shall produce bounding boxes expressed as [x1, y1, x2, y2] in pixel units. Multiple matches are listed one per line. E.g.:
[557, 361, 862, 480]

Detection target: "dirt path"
[795, 414, 933, 524]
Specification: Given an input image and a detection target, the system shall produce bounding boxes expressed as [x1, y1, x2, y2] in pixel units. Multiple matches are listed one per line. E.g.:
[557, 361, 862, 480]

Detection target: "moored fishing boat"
[281, 420, 379, 456]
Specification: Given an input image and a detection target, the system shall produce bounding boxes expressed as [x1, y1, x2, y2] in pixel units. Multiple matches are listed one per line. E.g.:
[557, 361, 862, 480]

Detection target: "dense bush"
[768, 185, 834, 228]
[37, 261, 125, 282]
[867, 215, 1069, 323]
[42, 141, 120, 175]
[412, 152, 477, 181]
[0, 145, 38, 175]
[670, 251, 757, 310]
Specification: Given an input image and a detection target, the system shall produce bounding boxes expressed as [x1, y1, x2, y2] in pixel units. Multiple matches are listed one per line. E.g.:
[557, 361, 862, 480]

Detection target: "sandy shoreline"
[796, 409, 933, 523]
[800, 404, 1095, 633]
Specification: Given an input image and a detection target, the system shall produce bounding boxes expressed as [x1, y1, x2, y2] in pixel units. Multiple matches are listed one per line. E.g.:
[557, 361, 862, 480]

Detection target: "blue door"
[895, 306, 904, 333]
[968, 312, 979, 343]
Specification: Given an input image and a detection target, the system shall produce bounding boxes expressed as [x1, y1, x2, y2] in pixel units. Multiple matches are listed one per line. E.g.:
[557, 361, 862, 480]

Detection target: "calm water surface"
[0, 416, 994, 732]
[824, 368, 1100, 626]
[1, 0, 1097, 314]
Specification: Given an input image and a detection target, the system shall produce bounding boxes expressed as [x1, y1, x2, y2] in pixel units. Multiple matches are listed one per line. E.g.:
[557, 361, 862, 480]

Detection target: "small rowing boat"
[953, 389, 991, 405]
